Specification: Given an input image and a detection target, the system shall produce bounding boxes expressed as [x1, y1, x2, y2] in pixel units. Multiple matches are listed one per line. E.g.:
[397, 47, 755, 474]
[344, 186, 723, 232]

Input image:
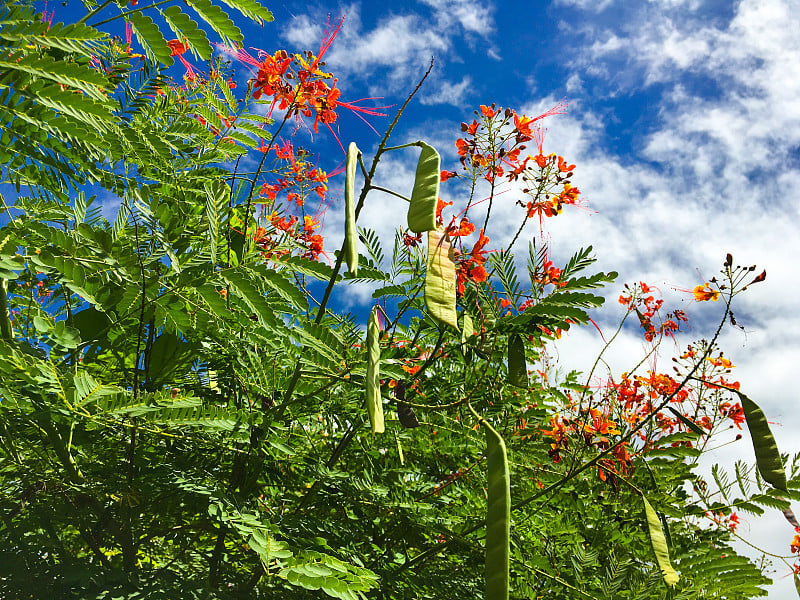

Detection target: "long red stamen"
[318, 14, 346, 61]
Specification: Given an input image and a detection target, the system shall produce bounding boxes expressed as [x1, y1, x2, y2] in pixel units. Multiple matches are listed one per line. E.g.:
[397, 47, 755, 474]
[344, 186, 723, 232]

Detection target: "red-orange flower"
[693, 283, 720, 302]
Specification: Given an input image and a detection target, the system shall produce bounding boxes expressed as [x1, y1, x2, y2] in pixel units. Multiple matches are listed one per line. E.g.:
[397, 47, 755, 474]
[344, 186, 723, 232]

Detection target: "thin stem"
[278, 58, 435, 410]
[89, 0, 174, 27]
[78, 0, 113, 24]
[369, 185, 410, 203]
[0, 279, 12, 342]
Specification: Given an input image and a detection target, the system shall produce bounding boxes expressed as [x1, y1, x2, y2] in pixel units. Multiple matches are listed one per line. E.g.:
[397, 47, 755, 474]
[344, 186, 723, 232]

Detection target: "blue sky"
[38, 0, 800, 595]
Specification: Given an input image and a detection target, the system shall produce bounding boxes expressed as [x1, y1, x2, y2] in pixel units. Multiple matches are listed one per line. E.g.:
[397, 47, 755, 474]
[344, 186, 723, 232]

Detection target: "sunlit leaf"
[129, 12, 173, 66]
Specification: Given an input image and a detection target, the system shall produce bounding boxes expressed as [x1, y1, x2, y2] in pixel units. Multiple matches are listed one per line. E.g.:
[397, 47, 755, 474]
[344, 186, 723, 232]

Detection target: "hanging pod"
[425, 229, 459, 330]
[365, 306, 384, 433]
[642, 494, 680, 587]
[507, 334, 528, 388]
[736, 390, 787, 492]
[407, 142, 440, 233]
[344, 142, 361, 275]
[395, 381, 420, 428]
[484, 418, 511, 600]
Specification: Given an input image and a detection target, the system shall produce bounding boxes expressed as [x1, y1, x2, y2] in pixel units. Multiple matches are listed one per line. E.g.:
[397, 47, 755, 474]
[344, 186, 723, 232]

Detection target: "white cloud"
[282, 14, 323, 48]
[419, 76, 473, 106]
[279, 2, 495, 96]
[418, 0, 495, 35]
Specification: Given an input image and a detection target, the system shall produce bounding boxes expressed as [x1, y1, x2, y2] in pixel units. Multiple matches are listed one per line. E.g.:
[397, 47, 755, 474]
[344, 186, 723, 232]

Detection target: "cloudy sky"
[250, 0, 800, 594]
[42, 0, 800, 595]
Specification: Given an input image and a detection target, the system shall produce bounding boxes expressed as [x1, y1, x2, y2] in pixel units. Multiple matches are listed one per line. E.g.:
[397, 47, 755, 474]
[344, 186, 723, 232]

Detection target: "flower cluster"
[618, 282, 688, 342]
[706, 510, 740, 533]
[445, 102, 583, 227]
[222, 16, 385, 146]
[253, 212, 325, 261]
[257, 140, 329, 206]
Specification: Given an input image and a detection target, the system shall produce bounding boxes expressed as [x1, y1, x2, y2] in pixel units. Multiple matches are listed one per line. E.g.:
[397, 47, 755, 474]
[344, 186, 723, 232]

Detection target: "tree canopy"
[0, 3, 797, 599]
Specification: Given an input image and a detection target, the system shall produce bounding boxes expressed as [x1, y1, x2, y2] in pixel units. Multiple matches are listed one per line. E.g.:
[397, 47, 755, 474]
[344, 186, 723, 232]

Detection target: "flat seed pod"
[365, 307, 384, 433]
[462, 312, 474, 341]
[642, 495, 680, 587]
[738, 391, 787, 492]
[485, 420, 510, 600]
[407, 142, 439, 233]
[425, 229, 459, 330]
[507, 334, 528, 388]
[395, 381, 420, 428]
[344, 142, 360, 275]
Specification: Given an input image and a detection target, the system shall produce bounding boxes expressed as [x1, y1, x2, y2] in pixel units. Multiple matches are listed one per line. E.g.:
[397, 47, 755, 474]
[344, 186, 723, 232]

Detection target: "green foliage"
[0, 4, 784, 600]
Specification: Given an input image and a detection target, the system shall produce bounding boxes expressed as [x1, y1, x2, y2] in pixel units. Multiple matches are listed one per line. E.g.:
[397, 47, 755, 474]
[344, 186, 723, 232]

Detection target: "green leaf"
[407, 142, 439, 233]
[485, 419, 510, 600]
[162, 6, 213, 60]
[344, 142, 360, 275]
[51, 321, 81, 349]
[215, 0, 274, 24]
[147, 332, 191, 382]
[642, 495, 679, 586]
[187, 0, 243, 44]
[666, 406, 707, 437]
[251, 265, 309, 311]
[425, 229, 458, 330]
[507, 333, 528, 388]
[365, 307, 384, 434]
[129, 12, 173, 67]
[222, 269, 277, 329]
[735, 390, 788, 492]
[204, 180, 226, 264]
[0, 53, 109, 100]
[249, 530, 293, 563]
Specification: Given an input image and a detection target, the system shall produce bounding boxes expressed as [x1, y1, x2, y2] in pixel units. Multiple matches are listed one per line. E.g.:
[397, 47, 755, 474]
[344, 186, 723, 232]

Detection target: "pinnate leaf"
[129, 12, 173, 66]
[162, 6, 213, 60]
